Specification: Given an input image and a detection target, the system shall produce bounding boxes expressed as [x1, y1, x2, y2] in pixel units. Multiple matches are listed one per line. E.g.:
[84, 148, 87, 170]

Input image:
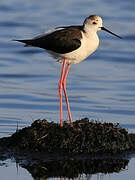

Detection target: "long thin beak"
[101, 27, 122, 39]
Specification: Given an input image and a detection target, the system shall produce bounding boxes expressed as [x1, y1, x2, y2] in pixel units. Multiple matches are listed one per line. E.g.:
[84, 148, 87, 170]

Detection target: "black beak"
[101, 27, 122, 39]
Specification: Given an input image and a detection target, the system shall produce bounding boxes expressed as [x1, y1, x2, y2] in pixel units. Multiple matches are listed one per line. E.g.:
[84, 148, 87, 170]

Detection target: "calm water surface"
[0, 0, 135, 179]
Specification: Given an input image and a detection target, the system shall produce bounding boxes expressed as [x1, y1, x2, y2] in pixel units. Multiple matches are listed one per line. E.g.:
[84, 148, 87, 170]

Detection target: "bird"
[14, 15, 121, 128]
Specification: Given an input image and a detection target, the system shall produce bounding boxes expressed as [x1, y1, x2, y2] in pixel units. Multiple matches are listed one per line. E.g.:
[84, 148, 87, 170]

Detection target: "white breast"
[61, 31, 99, 64]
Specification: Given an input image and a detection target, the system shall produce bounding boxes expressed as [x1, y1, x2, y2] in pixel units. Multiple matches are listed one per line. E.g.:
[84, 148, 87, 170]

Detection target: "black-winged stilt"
[14, 15, 121, 127]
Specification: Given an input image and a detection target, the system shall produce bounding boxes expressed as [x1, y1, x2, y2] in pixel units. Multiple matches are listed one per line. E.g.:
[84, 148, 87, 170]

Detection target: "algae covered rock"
[0, 118, 132, 154]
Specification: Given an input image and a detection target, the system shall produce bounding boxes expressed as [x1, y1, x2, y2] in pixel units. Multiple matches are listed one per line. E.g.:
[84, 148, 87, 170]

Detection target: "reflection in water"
[0, 151, 130, 180]
[20, 158, 129, 180]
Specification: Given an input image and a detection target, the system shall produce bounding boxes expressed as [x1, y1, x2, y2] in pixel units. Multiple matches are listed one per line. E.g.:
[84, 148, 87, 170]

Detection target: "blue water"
[0, 0, 135, 179]
[0, 0, 135, 136]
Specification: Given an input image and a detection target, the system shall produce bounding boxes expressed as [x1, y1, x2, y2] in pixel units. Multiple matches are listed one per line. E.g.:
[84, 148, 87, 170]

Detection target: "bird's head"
[83, 15, 121, 38]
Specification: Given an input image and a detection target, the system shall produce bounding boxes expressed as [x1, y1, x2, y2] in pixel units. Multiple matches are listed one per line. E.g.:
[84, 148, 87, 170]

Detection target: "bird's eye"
[93, 22, 97, 24]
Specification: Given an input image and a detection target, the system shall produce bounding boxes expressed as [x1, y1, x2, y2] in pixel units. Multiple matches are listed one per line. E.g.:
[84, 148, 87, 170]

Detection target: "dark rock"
[0, 118, 134, 154]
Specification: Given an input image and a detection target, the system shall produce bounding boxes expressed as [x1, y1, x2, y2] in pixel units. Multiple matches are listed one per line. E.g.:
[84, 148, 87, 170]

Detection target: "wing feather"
[15, 26, 83, 54]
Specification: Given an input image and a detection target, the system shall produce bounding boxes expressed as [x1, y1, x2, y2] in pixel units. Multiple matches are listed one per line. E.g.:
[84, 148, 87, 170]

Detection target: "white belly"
[47, 32, 99, 64]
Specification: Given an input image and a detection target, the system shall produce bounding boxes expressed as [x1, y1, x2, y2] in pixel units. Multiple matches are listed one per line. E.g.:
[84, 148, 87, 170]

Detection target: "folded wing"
[14, 26, 83, 54]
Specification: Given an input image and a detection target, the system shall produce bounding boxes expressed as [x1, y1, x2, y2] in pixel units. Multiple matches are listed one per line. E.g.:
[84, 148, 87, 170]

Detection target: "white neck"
[83, 24, 97, 39]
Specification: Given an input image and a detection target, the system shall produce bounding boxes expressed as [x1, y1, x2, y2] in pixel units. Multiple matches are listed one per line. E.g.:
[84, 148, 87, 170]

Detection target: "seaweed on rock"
[0, 118, 132, 154]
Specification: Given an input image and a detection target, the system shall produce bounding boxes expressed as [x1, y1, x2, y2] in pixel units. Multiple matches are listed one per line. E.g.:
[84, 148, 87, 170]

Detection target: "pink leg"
[58, 59, 66, 127]
[62, 64, 73, 127]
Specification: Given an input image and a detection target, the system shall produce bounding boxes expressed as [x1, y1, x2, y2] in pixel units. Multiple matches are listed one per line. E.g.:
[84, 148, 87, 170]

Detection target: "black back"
[16, 26, 83, 54]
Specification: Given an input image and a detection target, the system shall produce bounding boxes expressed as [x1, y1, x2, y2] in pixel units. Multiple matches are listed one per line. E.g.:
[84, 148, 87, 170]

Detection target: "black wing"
[15, 26, 83, 54]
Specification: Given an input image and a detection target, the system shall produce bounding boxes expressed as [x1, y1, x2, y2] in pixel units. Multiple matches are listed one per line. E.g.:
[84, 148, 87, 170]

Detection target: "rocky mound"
[0, 118, 134, 154]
